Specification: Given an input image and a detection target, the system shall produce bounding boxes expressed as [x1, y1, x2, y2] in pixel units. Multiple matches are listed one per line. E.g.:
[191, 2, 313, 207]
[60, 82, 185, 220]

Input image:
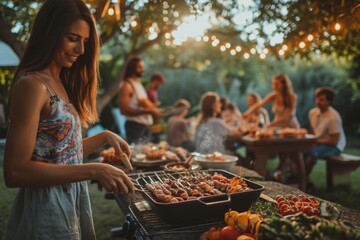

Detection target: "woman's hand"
[96, 163, 135, 193]
[104, 131, 131, 157]
[103, 131, 133, 170]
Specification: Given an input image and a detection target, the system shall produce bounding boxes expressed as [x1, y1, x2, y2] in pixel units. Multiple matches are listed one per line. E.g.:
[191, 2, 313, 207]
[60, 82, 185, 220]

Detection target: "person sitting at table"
[243, 74, 300, 180]
[195, 92, 242, 155]
[243, 92, 270, 128]
[222, 102, 244, 128]
[304, 87, 346, 175]
[166, 99, 195, 151]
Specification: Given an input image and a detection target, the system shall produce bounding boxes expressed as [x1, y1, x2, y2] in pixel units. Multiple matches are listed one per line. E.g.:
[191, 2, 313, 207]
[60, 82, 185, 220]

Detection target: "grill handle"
[198, 195, 231, 206]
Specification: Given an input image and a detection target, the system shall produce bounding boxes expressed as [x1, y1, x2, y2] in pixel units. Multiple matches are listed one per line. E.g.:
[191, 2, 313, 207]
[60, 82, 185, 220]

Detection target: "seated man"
[166, 99, 195, 151]
[305, 87, 346, 174]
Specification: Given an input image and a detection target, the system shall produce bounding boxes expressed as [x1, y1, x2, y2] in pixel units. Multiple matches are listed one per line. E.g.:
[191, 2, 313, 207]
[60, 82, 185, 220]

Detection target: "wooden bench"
[324, 153, 360, 191]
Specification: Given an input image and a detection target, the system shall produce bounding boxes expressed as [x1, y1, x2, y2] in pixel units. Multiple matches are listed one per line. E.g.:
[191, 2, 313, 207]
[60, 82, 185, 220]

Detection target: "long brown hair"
[198, 92, 219, 126]
[273, 74, 295, 109]
[12, 0, 100, 127]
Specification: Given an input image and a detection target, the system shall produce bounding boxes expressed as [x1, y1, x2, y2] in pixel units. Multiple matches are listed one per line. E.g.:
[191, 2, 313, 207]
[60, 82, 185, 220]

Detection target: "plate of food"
[131, 148, 179, 167]
[193, 152, 238, 170]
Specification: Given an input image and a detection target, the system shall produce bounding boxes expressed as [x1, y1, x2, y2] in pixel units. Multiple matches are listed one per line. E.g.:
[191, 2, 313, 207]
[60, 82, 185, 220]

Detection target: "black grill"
[112, 171, 224, 240]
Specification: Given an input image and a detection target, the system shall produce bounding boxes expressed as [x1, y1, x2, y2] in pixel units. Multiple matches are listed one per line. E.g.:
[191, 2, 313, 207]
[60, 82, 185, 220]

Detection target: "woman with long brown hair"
[4, 0, 134, 238]
[244, 74, 300, 180]
[244, 74, 299, 129]
[195, 92, 241, 154]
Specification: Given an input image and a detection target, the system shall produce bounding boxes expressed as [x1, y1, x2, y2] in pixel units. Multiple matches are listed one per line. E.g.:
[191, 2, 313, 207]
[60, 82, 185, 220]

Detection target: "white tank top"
[124, 80, 153, 126]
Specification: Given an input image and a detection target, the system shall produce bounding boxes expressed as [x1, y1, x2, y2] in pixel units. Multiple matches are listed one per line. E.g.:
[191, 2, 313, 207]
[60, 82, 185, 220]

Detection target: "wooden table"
[239, 134, 317, 191]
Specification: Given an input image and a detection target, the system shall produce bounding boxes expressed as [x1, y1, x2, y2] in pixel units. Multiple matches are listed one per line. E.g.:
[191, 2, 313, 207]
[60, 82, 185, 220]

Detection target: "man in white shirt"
[305, 87, 346, 174]
[119, 57, 162, 144]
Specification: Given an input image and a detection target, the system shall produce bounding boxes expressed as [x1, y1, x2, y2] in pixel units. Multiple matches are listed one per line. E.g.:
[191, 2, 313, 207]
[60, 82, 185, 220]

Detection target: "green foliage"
[253, 0, 360, 58]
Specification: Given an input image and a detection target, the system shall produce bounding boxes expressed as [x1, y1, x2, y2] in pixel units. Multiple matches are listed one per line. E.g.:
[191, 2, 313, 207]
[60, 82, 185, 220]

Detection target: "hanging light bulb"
[130, 20, 137, 27]
[334, 22, 341, 31]
[108, 7, 114, 16]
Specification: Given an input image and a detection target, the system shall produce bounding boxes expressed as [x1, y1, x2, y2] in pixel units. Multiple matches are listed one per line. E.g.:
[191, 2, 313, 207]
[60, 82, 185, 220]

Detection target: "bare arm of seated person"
[316, 133, 339, 147]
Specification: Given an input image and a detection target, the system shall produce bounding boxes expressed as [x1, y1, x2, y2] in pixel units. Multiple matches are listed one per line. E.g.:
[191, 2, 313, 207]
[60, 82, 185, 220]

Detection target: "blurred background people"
[166, 99, 195, 151]
[304, 87, 346, 175]
[146, 72, 166, 143]
[244, 74, 300, 180]
[119, 57, 162, 144]
[243, 92, 269, 128]
[222, 102, 243, 128]
[195, 92, 242, 155]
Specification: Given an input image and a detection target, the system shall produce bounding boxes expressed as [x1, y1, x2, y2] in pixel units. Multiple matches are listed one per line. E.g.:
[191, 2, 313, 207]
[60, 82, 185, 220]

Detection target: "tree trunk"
[0, 14, 25, 57]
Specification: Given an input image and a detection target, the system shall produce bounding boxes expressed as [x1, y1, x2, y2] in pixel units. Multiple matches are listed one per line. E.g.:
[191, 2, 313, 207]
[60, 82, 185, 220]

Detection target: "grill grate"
[118, 171, 225, 239]
[129, 201, 224, 239]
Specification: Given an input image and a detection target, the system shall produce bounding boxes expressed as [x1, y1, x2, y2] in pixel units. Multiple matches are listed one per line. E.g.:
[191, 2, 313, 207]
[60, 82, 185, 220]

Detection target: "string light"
[235, 46, 242, 52]
[165, 33, 171, 39]
[307, 34, 314, 41]
[108, 7, 114, 16]
[250, 48, 256, 54]
[225, 42, 231, 48]
[299, 41, 305, 48]
[282, 44, 288, 51]
[130, 20, 137, 27]
[203, 36, 209, 42]
[279, 49, 285, 56]
[195, 36, 202, 42]
[263, 48, 269, 54]
[220, 45, 226, 51]
[334, 23, 341, 31]
[244, 53, 250, 59]
[230, 49, 236, 55]
[259, 53, 266, 59]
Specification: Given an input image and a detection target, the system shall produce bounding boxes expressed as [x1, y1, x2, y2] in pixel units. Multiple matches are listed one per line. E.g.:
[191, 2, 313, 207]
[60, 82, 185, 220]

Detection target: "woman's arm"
[243, 92, 276, 117]
[4, 78, 134, 193]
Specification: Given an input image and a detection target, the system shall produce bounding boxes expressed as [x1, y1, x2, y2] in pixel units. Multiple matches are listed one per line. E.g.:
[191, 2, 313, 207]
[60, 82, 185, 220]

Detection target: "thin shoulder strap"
[126, 80, 140, 100]
[33, 73, 58, 98]
[16, 72, 57, 98]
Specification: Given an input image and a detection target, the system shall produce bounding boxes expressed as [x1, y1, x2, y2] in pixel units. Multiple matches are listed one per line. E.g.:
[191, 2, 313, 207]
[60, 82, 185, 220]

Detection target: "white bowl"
[194, 154, 238, 170]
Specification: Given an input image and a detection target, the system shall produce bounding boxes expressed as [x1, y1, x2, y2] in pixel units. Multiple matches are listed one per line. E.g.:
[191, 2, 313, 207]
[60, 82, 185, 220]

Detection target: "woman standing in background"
[244, 74, 300, 180]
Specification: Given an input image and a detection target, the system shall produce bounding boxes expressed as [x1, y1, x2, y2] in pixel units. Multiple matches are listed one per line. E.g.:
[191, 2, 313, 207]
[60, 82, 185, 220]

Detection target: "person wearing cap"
[166, 99, 195, 151]
[146, 73, 166, 143]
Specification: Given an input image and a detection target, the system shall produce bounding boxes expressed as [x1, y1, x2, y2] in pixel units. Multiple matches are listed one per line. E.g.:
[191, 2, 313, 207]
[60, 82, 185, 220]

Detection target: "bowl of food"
[193, 152, 238, 170]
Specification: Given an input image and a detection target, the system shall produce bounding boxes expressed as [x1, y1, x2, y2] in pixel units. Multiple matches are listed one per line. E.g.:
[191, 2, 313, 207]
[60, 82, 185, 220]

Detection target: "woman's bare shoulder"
[10, 73, 48, 102]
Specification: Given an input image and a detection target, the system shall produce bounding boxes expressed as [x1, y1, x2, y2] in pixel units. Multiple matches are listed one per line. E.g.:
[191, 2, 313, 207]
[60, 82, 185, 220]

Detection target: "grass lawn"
[1, 138, 359, 239]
